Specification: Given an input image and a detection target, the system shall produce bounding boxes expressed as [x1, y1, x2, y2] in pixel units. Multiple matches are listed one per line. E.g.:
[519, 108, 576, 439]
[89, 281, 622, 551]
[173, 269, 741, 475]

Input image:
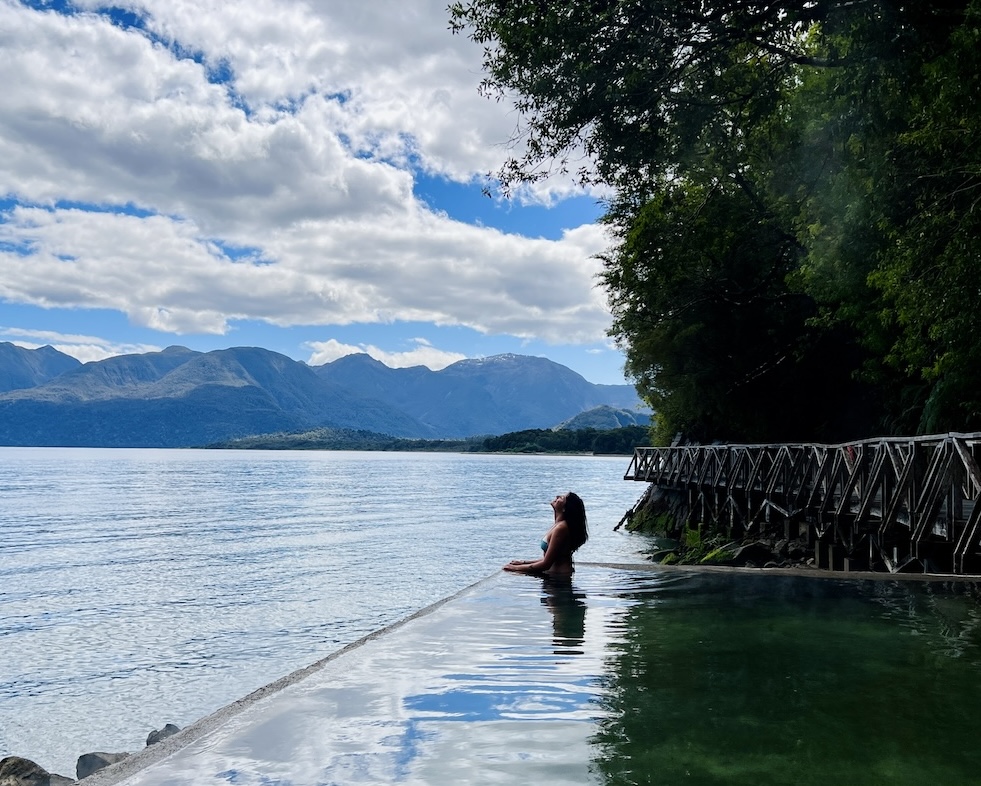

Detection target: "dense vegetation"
[482, 425, 649, 454]
[205, 425, 649, 454]
[450, 1, 981, 444]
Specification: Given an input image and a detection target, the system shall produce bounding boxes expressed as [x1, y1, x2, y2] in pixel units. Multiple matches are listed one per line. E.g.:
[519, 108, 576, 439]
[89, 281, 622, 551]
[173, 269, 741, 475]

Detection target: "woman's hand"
[503, 559, 542, 573]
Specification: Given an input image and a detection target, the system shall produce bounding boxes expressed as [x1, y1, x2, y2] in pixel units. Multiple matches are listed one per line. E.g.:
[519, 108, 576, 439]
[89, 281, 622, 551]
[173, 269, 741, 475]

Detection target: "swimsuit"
[541, 539, 548, 552]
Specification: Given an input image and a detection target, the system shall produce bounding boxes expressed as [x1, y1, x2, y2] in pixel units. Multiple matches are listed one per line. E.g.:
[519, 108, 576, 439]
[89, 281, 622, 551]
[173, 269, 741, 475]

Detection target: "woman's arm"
[503, 523, 569, 573]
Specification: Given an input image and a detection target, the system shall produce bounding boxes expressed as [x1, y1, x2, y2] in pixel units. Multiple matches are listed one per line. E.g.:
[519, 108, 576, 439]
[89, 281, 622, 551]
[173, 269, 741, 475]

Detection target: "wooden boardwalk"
[624, 433, 981, 575]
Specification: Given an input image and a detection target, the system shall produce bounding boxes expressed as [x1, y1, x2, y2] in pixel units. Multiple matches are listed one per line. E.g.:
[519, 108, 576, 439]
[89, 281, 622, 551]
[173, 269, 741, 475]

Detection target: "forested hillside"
[207, 424, 649, 454]
[451, 1, 981, 444]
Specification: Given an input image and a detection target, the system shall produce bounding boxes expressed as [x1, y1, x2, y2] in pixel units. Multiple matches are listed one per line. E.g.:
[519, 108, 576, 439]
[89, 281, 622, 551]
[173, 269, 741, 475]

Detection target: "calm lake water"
[0, 448, 649, 775]
[4, 448, 981, 784]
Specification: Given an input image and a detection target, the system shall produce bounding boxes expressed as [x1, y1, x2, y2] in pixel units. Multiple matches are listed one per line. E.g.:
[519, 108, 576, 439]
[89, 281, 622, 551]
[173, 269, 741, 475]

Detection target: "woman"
[504, 492, 588, 575]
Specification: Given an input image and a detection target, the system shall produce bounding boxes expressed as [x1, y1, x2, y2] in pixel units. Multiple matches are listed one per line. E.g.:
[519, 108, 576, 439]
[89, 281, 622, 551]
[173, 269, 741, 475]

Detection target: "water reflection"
[45, 568, 981, 785]
[868, 580, 981, 660]
[540, 575, 587, 654]
[590, 573, 981, 786]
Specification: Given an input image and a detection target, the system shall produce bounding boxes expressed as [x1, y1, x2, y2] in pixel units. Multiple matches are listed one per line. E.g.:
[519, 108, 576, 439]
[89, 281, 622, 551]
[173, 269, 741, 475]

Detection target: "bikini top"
[541, 538, 549, 552]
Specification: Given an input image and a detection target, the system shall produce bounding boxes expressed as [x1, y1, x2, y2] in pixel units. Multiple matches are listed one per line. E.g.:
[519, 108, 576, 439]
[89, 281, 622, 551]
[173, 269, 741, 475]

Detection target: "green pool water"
[590, 570, 981, 786]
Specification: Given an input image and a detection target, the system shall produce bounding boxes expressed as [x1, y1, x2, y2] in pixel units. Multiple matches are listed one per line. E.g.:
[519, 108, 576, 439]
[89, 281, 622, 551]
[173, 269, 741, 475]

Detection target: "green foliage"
[626, 504, 734, 563]
[603, 181, 868, 443]
[482, 425, 649, 454]
[700, 544, 737, 564]
[204, 428, 478, 451]
[450, 0, 840, 195]
[865, 10, 981, 432]
[451, 0, 981, 440]
[623, 506, 673, 535]
[676, 524, 735, 564]
[207, 424, 650, 454]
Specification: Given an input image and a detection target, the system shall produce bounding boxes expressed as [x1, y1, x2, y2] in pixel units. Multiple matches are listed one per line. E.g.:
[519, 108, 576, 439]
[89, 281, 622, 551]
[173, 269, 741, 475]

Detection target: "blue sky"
[0, 1, 630, 385]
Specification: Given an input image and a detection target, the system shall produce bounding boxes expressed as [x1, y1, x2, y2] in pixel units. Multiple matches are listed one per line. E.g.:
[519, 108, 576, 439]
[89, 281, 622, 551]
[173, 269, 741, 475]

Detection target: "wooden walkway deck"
[623, 433, 981, 575]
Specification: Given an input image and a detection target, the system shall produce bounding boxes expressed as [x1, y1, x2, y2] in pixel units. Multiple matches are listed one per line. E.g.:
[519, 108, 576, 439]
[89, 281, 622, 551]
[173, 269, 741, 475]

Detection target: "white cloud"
[0, 327, 162, 363]
[0, 1, 614, 355]
[0, 202, 613, 342]
[304, 339, 363, 365]
[305, 337, 466, 371]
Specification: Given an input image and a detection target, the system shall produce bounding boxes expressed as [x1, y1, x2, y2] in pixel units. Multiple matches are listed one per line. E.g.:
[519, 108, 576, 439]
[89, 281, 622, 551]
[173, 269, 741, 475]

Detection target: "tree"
[604, 179, 877, 444]
[865, 13, 981, 432]
[451, 0, 980, 442]
[450, 1, 837, 193]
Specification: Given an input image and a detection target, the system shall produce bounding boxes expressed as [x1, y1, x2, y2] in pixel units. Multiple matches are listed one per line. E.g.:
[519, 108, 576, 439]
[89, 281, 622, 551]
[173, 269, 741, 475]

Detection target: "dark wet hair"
[564, 492, 588, 552]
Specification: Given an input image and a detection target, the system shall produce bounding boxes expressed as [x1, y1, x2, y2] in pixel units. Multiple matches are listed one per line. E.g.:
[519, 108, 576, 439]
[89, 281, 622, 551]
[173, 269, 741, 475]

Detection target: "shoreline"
[582, 560, 981, 583]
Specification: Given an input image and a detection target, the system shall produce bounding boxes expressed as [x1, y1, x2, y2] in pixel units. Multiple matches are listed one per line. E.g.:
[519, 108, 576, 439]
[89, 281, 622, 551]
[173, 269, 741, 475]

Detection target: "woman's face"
[551, 493, 567, 514]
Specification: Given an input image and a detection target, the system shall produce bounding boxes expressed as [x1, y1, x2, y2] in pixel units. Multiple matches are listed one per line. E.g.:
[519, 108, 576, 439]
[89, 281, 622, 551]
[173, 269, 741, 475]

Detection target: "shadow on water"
[590, 572, 981, 786]
[541, 575, 588, 654]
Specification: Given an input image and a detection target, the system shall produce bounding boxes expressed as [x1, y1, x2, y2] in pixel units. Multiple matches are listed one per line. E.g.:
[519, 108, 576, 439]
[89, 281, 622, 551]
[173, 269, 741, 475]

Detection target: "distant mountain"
[313, 353, 644, 437]
[0, 342, 81, 393]
[0, 346, 434, 447]
[556, 405, 651, 431]
[0, 346, 644, 447]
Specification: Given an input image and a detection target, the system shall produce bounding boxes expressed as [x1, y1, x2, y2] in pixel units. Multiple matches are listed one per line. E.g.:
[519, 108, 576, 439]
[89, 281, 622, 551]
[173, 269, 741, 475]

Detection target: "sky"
[0, 0, 630, 385]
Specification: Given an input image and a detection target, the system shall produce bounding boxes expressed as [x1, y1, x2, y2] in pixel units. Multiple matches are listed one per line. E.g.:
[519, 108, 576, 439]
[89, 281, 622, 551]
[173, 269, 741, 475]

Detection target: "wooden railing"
[624, 433, 981, 574]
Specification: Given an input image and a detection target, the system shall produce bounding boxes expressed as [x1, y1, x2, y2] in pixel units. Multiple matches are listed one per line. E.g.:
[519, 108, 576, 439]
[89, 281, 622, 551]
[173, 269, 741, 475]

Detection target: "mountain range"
[0, 343, 645, 448]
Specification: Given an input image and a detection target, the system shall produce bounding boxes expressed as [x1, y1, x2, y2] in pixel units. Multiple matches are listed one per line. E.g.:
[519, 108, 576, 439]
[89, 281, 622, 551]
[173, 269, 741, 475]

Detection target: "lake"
[4, 448, 981, 785]
[0, 448, 648, 775]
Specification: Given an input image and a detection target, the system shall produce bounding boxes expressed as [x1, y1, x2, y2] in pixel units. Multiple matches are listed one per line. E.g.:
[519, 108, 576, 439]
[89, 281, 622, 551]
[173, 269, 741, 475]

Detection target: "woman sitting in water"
[504, 492, 588, 576]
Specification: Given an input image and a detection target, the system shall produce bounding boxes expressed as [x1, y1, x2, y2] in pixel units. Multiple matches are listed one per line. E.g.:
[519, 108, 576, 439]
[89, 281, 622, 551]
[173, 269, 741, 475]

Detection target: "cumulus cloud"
[0, 327, 162, 363]
[0, 201, 613, 343]
[305, 337, 466, 371]
[0, 0, 613, 362]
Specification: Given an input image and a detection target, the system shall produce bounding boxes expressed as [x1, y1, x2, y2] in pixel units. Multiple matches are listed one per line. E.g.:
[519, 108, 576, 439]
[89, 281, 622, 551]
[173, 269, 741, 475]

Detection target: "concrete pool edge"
[81, 572, 504, 786]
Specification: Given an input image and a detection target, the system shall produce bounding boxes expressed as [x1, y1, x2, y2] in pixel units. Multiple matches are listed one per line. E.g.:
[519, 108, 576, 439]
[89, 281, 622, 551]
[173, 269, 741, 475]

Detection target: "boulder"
[731, 541, 776, 568]
[0, 756, 51, 786]
[76, 753, 128, 781]
[647, 548, 679, 564]
[146, 724, 181, 747]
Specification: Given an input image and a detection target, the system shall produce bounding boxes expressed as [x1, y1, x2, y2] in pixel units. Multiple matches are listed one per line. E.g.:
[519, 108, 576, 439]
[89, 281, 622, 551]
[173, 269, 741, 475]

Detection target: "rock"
[146, 724, 181, 747]
[76, 753, 129, 781]
[0, 756, 51, 786]
[647, 548, 679, 563]
[731, 541, 776, 568]
[49, 776, 75, 786]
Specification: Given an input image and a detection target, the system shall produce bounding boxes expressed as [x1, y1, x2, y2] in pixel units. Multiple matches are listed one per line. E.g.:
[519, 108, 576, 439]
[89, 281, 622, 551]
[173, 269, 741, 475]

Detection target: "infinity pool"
[89, 567, 981, 786]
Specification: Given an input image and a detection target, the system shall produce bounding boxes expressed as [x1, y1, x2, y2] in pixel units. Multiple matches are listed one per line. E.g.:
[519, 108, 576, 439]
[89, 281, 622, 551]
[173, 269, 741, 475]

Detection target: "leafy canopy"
[451, 0, 981, 442]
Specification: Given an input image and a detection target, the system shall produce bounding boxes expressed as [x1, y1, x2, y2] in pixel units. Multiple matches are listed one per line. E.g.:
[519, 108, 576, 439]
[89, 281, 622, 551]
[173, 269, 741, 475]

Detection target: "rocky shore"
[616, 482, 823, 570]
[647, 534, 817, 569]
[0, 724, 180, 786]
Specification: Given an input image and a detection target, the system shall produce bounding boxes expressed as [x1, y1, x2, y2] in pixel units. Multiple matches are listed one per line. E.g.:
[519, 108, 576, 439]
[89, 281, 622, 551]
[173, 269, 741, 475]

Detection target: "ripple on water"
[0, 449, 651, 775]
